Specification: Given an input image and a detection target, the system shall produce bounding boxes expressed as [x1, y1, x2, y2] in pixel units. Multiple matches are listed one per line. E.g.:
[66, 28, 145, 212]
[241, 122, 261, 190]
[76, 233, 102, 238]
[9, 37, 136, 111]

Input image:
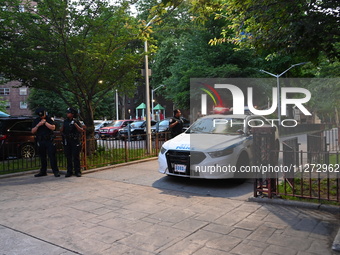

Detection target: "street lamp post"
[144, 16, 157, 154]
[259, 62, 308, 124]
[115, 89, 119, 120]
[151, 84, 165, 120]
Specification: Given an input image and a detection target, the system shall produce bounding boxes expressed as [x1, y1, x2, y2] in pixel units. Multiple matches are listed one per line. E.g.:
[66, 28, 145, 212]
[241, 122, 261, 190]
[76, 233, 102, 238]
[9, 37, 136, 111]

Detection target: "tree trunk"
[81, 101, 96, 156]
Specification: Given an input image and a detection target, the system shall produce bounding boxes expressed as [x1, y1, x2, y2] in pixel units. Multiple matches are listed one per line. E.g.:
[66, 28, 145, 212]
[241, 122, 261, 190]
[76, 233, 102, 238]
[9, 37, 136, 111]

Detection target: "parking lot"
[0, 160, 339, 255]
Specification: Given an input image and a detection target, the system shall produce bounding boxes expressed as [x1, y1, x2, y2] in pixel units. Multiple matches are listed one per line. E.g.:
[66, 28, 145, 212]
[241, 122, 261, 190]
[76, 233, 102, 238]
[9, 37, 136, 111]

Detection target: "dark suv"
[118, 120, 158, 140]
[0, 116, 63, 159]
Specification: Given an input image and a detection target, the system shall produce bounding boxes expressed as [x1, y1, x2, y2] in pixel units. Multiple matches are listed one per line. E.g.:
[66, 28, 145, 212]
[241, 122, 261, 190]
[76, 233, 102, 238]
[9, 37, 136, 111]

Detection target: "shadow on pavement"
[152, 175, 254, 199]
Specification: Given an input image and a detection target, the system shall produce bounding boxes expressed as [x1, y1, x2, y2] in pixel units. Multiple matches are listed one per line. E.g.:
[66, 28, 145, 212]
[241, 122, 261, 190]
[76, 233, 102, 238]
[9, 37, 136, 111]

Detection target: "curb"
[81, 157, 158, 174]
[248, 196, 340, 214]
[0, 157, 158, 179]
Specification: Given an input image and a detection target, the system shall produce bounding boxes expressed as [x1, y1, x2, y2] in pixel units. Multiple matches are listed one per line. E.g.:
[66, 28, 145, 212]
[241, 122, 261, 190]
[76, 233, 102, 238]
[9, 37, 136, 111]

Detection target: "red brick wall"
[0, 81, 33, 116]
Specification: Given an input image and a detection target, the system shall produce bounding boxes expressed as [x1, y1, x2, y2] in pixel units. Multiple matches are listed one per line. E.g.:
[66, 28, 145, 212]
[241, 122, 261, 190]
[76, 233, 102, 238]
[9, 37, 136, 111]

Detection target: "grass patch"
[278, 195, 340, 206]
[278, 178, 340, 206]
[0, 145, 158, 175]
[85, 147, 154, 169]
[0, 157, 41, 175]
[329, 153, 339, 164]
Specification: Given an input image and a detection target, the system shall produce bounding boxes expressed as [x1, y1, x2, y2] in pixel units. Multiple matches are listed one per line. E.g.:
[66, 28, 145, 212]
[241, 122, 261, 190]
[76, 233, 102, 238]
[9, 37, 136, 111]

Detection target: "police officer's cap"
[66, 107, 77, 115]
[35, 107, 46, 117]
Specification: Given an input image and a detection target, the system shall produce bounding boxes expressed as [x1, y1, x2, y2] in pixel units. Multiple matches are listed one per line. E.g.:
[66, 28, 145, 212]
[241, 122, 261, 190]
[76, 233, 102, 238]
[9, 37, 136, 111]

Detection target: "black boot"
[75, 172, 82, 177]
[34, 172, 47, 177]
[54, 171, 60, 177]
[65, 172, 72, 177]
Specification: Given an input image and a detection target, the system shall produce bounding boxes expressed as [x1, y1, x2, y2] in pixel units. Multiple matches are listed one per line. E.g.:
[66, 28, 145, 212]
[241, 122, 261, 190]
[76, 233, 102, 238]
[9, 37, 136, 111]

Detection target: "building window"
[20, 101, 28, 109]
[5, 101, 10, 109]
[0, 88, 10, 95]
[19, 88, 27, 96]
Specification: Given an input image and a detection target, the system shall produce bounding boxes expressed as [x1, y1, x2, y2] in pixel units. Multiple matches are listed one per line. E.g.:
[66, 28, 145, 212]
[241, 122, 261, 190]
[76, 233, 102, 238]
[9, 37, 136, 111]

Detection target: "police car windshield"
[187, 118, 244, 135]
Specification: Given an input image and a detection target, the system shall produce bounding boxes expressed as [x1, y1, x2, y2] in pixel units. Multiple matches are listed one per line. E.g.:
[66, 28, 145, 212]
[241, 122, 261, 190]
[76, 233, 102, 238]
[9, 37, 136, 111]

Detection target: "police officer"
[61, 108, 83, 177]
[32, 107, 60, 177]
[169, 109, 183, 138]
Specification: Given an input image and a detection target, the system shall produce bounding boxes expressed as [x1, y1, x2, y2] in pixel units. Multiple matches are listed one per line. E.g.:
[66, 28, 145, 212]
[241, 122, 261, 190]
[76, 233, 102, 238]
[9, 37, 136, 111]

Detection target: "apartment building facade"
[0, 80, 32, 116]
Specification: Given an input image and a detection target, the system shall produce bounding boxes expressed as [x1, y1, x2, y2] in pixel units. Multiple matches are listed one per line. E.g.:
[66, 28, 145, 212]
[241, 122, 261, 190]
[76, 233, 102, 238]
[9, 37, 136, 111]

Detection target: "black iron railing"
[254, 128, 340, 203]
[0, 132, 169, 175]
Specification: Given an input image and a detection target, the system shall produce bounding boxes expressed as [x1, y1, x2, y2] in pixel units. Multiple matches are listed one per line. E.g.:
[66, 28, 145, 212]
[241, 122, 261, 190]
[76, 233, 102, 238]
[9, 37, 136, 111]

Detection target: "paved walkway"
[0, 160, 339, 255]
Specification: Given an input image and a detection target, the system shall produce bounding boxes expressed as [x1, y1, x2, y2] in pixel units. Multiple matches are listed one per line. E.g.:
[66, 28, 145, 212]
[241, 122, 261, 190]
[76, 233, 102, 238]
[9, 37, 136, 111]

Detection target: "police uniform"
[169, 116, 183, 138]
[32, 108, 60, 177]
[62, 108, 82, 177]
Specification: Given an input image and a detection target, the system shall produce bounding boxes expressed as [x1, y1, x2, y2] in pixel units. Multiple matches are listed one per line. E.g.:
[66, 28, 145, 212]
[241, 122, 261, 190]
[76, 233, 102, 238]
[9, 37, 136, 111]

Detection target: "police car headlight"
[208, 148, 234, 158]
[160, 146, 167, 154]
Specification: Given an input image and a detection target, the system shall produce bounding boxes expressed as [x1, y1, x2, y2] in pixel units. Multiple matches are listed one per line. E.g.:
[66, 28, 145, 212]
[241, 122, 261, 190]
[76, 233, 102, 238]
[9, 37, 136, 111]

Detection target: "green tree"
[150, 14, 260, 109]
[0, 0, 147, 140]
[153, 0, 339, 62]
[28, 88, 116, 120]
[28, 89, 70, 118]
[209, 0, 339, 62]
[307, 53, 340, 124]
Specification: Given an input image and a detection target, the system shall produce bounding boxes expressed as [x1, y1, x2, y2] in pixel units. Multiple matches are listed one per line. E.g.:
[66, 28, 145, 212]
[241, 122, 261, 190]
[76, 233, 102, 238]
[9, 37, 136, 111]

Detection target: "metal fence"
[0, 133, 168, 175]
[324, 127, 339, 152]
[254, 128, 340, 203]
[280, 138, 339, 202]
[85, 133, 168, 169]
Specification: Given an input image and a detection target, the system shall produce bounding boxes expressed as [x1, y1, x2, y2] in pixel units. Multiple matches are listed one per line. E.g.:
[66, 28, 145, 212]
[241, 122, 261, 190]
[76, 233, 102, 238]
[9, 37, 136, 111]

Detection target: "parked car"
[118, 120, 158, 140]
[98, 120, 135, 139]
[94, 120, 112, 139]
[0, 116, 63, 159]
[150, 117, 190, 136]
[158, 114, 279, 179]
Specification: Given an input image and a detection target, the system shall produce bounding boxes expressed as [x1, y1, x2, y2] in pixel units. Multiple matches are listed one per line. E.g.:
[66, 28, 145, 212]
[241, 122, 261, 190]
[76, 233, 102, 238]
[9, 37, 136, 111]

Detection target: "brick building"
[0, 80, 32, 116]
[0, 1, 36, 116]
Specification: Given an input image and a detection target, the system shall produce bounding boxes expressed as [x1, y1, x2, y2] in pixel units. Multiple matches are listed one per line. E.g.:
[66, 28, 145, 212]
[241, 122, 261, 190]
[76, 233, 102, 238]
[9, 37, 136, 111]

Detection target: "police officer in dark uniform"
[169, 109, 184, 138]
[61, 108, 83, 177]
[32, 107, 60, 177]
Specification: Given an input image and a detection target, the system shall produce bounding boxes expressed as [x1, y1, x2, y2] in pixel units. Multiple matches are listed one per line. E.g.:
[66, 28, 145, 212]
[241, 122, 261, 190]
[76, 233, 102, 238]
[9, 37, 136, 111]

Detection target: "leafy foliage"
[211, 0, 339, 62]
[150, 14, 260, 109]
[0, 0, 146, 135]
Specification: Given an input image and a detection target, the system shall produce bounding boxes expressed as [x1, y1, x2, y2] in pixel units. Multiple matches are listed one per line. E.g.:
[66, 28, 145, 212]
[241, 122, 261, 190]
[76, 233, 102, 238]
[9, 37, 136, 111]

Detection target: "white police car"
[158, 114, 279, 179]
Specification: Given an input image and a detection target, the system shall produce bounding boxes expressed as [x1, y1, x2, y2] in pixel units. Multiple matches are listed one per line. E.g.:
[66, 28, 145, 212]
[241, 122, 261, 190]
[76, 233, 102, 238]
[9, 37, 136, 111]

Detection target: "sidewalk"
[0, 160, 339, 255]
